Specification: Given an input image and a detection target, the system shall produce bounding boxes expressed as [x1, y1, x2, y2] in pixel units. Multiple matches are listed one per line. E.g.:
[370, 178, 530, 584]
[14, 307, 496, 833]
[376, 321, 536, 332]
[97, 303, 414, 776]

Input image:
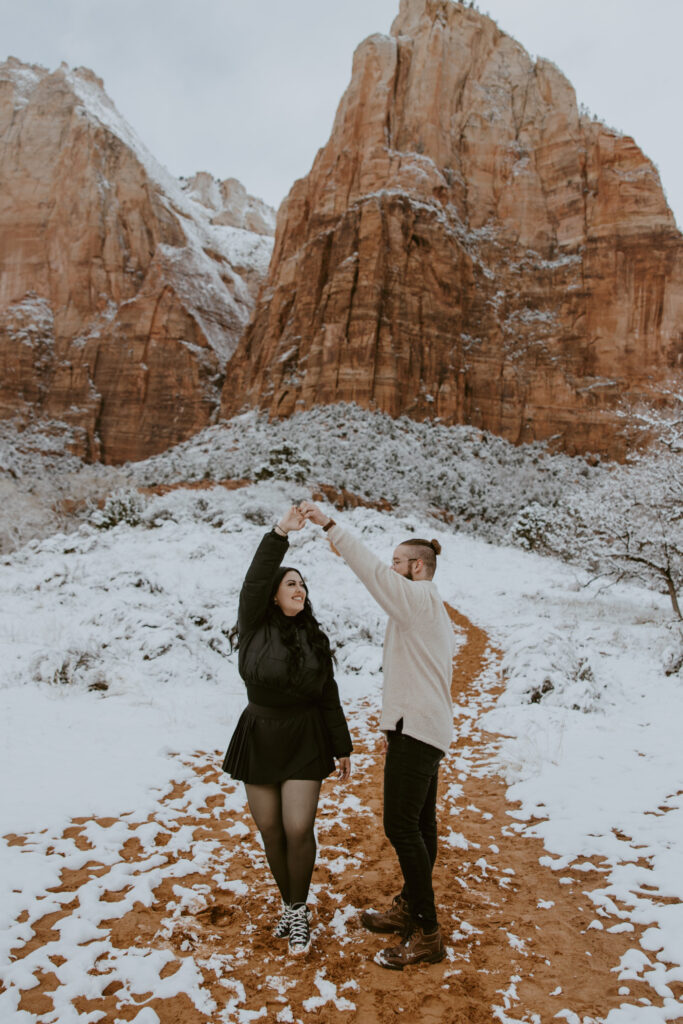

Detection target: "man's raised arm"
[299, 501, 426, 627]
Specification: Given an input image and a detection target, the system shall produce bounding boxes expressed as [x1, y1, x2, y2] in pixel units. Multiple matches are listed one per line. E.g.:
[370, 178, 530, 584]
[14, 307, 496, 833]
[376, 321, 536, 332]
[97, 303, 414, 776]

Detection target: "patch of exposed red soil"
[6, 608, 674, 1023]
[138, 479, 393, 515]
[311, 485, 392, 513]
[139, 480, 252, 497]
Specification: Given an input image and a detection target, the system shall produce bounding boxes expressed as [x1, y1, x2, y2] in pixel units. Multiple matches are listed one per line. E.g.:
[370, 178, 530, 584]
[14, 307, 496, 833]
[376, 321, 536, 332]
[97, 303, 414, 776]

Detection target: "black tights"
[245, 779, 321, 905]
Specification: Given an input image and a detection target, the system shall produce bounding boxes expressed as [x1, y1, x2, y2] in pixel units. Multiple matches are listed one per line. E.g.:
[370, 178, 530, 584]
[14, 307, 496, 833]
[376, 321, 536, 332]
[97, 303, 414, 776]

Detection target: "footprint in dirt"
[196, 903, 236, 927]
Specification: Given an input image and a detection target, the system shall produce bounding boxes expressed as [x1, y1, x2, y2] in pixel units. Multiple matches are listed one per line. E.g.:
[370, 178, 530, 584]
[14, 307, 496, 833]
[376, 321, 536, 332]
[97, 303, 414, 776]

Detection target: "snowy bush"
[253, 443, 312, 485]
[90, 490, 145, 530]
[0, 477, 62, 554]
[498, 627, 605, 713]
[508, 501, 583, 557]
[662, 628, 683, 677]
[31, 646, 109, 692]
[509, 502, 553, 551]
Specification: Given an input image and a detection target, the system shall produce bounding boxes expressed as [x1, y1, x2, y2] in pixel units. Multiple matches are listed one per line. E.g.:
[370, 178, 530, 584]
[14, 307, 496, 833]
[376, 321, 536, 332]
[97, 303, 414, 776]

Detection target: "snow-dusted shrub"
[498, 627, 604, 712]
[495, 723, 566, 785]
[662, 630, 683, 677]
[509, 502, 551, 551]
[90, 490, 145, 530]
[164, 492, 229, 530]
[139, 489, 226, 530]
[509, 502, 569, 554]
[508, 501, 596, 570]
[0, 478, 61, 554]
[253, 443, 312, 485]
[31, 646, 108, 692]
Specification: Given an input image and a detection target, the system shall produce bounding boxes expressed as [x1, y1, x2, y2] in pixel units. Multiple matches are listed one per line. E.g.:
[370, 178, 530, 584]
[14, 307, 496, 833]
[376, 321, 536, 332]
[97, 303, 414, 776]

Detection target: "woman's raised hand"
[276, 505, 306, 534]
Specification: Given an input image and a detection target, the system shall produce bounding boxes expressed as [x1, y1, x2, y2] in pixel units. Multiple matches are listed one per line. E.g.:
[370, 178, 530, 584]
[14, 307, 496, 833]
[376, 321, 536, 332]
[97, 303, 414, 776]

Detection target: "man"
[299, 501, 455, 969]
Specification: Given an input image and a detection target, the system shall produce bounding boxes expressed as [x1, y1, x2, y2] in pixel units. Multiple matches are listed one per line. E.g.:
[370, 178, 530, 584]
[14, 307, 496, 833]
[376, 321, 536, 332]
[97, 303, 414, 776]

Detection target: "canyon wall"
[221, 0, 683, 456]
[0, 59, 273, 463]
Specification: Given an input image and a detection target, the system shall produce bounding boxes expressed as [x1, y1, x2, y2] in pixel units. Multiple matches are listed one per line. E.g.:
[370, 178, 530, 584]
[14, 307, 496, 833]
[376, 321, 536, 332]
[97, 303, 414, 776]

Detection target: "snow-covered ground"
[0, 478, 681, 1021]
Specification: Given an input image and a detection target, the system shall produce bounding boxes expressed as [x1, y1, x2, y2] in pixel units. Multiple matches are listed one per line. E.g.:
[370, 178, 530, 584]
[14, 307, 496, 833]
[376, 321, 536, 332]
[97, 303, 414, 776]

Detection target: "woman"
[222, 505, 353, 956]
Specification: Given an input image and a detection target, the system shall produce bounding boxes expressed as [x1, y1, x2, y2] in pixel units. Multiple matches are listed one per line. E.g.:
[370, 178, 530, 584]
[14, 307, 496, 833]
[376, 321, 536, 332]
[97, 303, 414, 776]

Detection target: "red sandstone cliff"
[221, 0, 683, 457]
[0, 59, 273, 463]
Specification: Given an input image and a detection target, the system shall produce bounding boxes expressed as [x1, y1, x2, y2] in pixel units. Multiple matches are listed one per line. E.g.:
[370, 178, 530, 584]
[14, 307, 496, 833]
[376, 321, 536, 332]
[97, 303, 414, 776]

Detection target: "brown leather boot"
[360, 894, 411, 934]
[374, 924, 446, 970]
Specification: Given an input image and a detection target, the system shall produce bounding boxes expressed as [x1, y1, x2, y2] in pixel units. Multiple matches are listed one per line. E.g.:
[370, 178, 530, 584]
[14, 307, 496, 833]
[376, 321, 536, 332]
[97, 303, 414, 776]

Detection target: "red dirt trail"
[4, 607, 677, 1023]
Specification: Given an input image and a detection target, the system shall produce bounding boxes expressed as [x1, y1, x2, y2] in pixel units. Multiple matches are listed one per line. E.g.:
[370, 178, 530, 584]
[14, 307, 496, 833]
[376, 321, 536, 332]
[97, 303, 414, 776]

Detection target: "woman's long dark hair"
[229, 566, 334, 684]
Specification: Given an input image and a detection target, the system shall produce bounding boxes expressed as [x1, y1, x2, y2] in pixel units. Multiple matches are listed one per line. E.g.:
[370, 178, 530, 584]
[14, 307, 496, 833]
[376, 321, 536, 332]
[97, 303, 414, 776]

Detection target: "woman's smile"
[275, 571, 307, 616]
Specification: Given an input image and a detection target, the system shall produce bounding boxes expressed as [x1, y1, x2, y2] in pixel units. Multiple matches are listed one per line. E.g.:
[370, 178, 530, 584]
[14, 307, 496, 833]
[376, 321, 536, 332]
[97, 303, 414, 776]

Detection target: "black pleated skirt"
[222, 702, 336, 784]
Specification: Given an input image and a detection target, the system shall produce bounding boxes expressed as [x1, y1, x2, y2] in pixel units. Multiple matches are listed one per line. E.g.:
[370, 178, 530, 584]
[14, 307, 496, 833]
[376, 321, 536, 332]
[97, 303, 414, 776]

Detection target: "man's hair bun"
[398, 536, 441, 576]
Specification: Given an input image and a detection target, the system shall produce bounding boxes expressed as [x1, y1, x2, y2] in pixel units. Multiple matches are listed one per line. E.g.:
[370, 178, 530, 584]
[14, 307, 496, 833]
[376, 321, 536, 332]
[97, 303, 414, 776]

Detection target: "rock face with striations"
[0, 58, 274, 463]
[221, 0, 683, 456]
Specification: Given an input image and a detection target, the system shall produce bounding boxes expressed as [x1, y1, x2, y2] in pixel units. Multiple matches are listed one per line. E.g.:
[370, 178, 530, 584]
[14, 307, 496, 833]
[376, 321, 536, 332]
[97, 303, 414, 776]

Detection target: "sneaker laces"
[288, 904, 310, 950]
[273, 903, 292, 938]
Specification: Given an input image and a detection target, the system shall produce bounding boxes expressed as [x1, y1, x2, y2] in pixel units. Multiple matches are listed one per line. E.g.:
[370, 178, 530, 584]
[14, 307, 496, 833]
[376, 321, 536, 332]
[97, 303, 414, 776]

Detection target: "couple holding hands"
[222, 501, 456, 968]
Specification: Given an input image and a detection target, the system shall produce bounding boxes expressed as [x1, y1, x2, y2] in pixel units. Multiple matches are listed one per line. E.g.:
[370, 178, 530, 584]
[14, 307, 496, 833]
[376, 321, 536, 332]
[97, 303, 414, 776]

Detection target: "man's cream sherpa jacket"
[327, 524, 456, 753]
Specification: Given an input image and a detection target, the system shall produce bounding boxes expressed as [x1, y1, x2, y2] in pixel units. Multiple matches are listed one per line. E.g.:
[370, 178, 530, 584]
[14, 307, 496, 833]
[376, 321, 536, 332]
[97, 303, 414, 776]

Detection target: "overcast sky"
[2, 0, 681, 227]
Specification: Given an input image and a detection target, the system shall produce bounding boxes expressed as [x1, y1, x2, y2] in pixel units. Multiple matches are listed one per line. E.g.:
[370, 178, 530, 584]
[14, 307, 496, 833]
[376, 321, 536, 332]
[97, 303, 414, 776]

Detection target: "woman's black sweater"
[237, 530, 352, 758]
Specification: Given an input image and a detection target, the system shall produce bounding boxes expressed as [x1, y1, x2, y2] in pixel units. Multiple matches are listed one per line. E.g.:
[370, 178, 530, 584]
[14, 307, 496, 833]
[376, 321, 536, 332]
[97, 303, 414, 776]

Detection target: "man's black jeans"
[383, 720, 444, 932]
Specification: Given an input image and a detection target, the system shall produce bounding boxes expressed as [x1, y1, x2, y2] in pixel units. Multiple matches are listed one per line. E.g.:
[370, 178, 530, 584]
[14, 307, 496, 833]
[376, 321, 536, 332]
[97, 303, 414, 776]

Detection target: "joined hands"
[298, 500, 331, 527]
[276, 502, 332, 533]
